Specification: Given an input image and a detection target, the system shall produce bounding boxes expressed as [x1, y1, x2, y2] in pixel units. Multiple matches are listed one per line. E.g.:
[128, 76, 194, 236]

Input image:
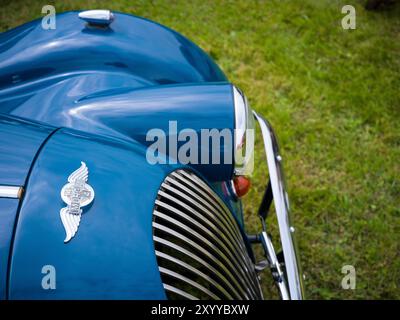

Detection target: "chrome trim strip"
[159, 266, 220, 300]
[0, 186, 23, 199]
[154, 236, 243, 299]
[156, 250, 233, 299]
[163, 284, 199, 300]
[253, 111, 305, 300]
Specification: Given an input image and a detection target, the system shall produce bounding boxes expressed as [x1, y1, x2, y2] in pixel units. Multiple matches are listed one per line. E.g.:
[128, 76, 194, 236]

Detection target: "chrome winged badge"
[60, 162, 94, 243]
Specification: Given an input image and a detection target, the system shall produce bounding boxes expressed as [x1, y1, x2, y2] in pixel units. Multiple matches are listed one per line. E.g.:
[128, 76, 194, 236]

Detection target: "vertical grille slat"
[176, 170, 243, 233]
[156, 251, 234, 299]
[154, 210, 258, 298]
[153, 222, 251, 299]
[152, 169, 263, 300]
[157, 187, 245, 257]
[154, 236, 244, 299]
[172, 170, 262, 291]
[163, 284, 199, 300]
[156, 194, 255, 281]
[161, 181, 241, 243]
[162, 175, 261, 290]
[170, 172, 244, 241]
[159, 267, 220, 300]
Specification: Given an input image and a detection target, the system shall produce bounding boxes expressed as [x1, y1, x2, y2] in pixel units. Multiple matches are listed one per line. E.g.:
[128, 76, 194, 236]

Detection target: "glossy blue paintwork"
[9, 128, 180, 299]
[0, 11, 247, 299]
[0, 115, 54, 186]
[0, 116, 55, 300]
[0, 11, 226, 90]
[2, 83, 235, 181]
[0, 198, 19, 300]
[0, 11, 234, 181]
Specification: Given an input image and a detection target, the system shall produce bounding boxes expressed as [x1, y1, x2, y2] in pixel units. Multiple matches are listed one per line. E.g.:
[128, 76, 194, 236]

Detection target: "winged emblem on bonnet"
[60, 162, 95, 243]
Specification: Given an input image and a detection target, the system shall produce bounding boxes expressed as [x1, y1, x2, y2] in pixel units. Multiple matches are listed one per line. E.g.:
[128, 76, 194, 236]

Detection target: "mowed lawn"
[1, 0, 399, 299]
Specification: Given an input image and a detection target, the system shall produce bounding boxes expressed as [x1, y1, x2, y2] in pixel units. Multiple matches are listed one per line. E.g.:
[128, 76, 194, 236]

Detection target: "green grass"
[1, 0, 399, 299]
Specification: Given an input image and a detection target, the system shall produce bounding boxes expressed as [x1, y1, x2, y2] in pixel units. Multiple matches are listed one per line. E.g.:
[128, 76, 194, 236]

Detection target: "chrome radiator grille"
[152, 169, 263, 300]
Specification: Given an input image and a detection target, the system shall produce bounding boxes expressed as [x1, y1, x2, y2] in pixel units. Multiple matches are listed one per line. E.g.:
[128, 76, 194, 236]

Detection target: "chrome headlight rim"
[233, 85, 255, 177]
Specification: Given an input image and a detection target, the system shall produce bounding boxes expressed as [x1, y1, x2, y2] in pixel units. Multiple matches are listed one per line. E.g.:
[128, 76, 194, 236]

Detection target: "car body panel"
[0, 11, 226, 92]
[0, 12, 234, 182]
[8, 128, 176, 299]
[0, 198, 19, 300]
[0, 115, 54, 300]
[0, 115, 54, 186]
[2, 83, 235, 182]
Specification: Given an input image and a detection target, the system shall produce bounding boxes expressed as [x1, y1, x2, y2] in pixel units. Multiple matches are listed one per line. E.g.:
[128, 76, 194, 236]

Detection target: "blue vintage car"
[0, 10, 304, 300]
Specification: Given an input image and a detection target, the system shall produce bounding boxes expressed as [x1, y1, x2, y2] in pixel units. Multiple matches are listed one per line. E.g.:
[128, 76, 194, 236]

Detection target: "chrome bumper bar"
[253, 111, 304, 300]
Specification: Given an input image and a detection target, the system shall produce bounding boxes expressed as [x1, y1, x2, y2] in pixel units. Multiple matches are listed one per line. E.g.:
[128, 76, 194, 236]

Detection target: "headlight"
[233, 86, 255, 176]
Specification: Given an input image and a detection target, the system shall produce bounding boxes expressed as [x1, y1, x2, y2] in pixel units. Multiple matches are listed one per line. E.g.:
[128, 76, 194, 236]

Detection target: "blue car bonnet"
[0, 11, 235, 182]
[8, 127, 179, 299]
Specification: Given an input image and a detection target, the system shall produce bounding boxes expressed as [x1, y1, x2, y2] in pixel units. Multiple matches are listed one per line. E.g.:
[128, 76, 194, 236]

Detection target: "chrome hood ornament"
[60, 162, 94, 243]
